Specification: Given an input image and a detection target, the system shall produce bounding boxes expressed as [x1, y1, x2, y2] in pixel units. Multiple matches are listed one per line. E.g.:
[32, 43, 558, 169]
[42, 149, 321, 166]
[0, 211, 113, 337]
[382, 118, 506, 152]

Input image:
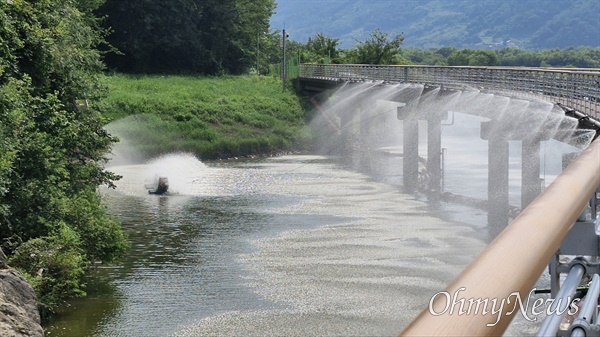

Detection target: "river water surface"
[42, 143, 573, 336]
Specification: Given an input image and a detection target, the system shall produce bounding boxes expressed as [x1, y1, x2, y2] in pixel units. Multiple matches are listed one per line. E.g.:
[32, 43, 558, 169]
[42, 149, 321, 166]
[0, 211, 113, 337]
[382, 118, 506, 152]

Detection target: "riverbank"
[99, 75, 311, 160]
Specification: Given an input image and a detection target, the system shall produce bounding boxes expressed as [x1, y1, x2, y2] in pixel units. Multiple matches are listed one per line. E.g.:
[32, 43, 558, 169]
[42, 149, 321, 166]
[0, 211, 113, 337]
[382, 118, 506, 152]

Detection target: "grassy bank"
[98, 74, 310, 160]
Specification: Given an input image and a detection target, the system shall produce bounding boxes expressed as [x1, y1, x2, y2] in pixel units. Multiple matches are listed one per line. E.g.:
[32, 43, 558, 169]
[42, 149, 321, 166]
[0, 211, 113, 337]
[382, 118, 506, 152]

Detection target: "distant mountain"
[271, 0, 600, 49]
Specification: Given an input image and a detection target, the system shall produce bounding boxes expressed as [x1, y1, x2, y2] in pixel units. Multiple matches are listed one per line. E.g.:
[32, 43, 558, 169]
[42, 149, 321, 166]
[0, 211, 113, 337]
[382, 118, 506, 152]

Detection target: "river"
[41, 146, 568, 336]
[43, 108, 584, 336]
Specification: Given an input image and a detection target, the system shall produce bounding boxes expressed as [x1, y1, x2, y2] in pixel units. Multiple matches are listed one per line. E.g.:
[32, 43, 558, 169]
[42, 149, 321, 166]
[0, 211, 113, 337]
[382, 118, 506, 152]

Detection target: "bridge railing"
[299, 64, 600, 118]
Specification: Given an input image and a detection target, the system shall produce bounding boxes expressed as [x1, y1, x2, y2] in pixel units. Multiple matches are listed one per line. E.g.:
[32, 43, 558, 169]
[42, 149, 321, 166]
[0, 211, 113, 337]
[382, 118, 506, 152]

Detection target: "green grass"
[98, 74, 310, 160]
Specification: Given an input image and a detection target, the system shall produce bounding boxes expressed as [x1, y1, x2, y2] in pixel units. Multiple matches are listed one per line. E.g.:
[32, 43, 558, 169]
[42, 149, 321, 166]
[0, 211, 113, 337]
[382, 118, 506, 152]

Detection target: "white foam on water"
[106, 152, 208, 196]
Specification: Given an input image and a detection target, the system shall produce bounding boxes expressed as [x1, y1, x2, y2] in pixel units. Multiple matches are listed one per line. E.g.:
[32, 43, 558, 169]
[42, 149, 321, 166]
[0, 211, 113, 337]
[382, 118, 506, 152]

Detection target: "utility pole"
[256, 32, 260, 75]
[282, 29, 287, 91]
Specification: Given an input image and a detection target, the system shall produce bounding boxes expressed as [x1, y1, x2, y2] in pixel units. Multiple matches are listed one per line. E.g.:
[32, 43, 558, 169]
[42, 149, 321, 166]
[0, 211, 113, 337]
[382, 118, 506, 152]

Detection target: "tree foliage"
[304, 33, 341, 64]
[0, 0, 126, 312]
[349, 29, 405, 65]
[447, 49, 500, 66]
[401, 46, 600, 68]
[98, 0, 276, 74]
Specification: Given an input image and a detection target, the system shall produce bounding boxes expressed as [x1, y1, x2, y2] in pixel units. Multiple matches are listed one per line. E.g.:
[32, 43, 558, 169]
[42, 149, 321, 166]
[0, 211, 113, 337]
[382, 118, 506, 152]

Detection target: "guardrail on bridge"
[299, 64, 600, 118]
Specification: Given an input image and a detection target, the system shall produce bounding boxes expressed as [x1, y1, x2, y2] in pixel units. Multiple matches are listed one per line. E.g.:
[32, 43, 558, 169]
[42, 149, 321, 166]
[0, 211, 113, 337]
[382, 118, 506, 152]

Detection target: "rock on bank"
[0, 248, 43, 337]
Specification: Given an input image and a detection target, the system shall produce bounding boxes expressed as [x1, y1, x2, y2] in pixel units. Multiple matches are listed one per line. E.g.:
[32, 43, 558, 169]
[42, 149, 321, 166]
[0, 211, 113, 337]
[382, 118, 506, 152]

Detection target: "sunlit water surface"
[40, 144, 582, 337]
[39, 74, 598, 337]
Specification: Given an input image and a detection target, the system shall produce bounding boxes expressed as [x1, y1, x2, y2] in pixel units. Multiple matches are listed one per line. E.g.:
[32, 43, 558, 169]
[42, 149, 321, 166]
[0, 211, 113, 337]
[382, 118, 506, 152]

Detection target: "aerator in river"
[148, 176, 169, 195]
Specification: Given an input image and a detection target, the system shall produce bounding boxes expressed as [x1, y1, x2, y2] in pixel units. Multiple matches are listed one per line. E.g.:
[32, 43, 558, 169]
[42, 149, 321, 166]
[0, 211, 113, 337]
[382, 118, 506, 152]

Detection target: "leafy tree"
[258, 31, 284, 74]
[403, 48, 447, 65]
[0, 0, 126, 313]
[350, 29, 405, 65]
[468, 50, 500, 66]
[446, 49, 473, 66]
[435, 46, 458, 58]
[235, 0, 276, 73]
[447, 49, 500, 66]
[305, 33, 340, 64]
[496, 48, 542, 67]
[98, 0, 276, 74]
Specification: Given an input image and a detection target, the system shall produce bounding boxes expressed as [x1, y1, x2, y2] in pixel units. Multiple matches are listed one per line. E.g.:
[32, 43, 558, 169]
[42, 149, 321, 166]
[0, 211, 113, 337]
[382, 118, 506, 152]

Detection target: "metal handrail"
[399, 138, 600, 336]
[536, 264, 585, 336]
[571, 274, 600, 337]
[299, 64, 600, 118]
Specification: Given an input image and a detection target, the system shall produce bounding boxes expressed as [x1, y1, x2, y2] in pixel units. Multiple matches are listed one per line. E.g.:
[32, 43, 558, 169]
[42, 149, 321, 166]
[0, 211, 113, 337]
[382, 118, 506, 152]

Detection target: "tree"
[447, 49, 500, 66]
[235, 0, 276, 73]
[350, 29, 405, 65]
[0, 0, 126, 312]
[98, 0, 276, 74]
[402, 48, 447, 65]
[468, 50, 500, 66]
[305, 33, 340, 63]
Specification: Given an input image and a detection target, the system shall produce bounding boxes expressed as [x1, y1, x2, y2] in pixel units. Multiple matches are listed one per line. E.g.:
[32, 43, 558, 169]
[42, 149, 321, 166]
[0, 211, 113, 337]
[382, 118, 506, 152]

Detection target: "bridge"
[296, 64, 600, 336]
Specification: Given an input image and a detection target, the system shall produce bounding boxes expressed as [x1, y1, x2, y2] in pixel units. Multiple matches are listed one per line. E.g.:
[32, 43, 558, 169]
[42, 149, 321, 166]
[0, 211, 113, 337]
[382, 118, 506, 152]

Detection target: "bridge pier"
[482, 118, 548, 230]
[521, 136, 542, 208]
[402, 114, 419, 192]
[398, 106, 447, 195]
[427, 113, 446, 196]
[481, 120, 510, 231]
[488, 134, 510, 231]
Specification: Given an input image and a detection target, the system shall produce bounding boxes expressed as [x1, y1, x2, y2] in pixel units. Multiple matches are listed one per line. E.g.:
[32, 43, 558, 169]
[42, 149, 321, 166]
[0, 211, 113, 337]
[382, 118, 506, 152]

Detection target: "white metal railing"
[299, 64, 600, 118]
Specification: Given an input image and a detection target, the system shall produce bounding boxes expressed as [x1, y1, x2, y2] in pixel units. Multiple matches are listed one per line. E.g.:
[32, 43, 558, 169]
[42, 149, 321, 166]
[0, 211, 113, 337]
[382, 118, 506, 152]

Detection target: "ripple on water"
[174, 157, 486, 336]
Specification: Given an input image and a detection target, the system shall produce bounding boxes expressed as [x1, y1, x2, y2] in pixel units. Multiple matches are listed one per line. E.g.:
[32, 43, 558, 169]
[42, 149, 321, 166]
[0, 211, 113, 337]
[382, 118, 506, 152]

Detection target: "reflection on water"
[44, 147, 574, 336]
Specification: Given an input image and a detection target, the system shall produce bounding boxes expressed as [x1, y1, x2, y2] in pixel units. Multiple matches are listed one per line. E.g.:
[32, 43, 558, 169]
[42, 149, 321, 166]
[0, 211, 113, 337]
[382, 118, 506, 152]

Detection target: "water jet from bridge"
[309, 81, 596, 236]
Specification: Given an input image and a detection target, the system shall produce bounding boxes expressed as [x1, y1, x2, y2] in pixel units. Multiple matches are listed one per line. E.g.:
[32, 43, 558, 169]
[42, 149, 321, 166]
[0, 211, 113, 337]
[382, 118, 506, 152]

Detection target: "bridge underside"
[295, 77, 345, 96]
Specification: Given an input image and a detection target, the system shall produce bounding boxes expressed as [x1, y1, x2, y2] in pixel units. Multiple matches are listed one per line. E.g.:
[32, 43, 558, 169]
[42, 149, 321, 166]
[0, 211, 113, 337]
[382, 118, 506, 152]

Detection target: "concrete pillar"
[403, 117, 419, 192]
[488, 133, 510, 230]
[521, 137, 541, 209]
[427, 117, 443, 195]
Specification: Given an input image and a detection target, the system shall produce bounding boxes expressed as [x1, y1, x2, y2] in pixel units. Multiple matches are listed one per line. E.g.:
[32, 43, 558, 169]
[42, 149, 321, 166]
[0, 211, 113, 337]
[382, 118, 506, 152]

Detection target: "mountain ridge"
[271, 0, 600, 49]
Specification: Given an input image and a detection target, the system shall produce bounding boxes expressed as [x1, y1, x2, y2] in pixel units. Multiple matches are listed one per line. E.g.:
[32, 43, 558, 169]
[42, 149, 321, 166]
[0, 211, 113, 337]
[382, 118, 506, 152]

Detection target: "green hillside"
[271, 0, 600, 49]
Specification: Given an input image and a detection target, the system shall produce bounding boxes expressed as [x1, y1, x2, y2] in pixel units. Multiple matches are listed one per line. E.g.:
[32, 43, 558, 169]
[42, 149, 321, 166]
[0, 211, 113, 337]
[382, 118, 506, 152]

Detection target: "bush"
[9, 224, 87, 315]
